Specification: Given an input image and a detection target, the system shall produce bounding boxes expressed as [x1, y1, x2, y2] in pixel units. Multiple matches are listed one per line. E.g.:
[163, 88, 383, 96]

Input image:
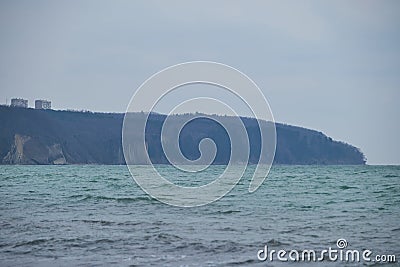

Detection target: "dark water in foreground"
[0, 165, 399, 266]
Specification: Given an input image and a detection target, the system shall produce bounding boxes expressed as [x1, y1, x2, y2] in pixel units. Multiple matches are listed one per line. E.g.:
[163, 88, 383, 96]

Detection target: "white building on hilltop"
[11, 98, 28, 108]
[35, 99, 51, 109]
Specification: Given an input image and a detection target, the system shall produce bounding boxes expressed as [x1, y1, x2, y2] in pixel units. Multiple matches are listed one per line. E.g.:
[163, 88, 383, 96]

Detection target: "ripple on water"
[1, 165, 399, 266]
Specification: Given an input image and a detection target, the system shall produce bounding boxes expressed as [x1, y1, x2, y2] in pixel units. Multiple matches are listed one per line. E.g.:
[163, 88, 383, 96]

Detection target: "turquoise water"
[0, 165, 399, 266]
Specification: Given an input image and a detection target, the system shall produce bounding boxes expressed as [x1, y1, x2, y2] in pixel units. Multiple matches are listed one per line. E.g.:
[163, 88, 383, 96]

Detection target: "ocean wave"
[339, 185, 358, 190]
[383, 174, 399, 178]
[12, 238, 53, 248]
[67, 194, 154, 203]
[266, 239, 290, 247]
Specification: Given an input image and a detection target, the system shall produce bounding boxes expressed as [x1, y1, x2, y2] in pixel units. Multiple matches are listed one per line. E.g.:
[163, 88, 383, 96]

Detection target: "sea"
[0, 165, 399, 266]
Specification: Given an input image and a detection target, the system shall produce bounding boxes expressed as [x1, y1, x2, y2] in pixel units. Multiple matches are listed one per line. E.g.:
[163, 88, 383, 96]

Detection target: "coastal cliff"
[3, 134, 67, 164]
[0, 106, 366, 165]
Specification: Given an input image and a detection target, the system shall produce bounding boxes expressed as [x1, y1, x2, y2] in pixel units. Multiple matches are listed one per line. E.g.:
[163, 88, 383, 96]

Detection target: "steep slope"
[0, 106, 366, 165]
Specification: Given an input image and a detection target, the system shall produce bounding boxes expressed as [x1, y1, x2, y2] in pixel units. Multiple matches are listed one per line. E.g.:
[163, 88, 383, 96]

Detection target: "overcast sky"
[0, 1, 399, 164]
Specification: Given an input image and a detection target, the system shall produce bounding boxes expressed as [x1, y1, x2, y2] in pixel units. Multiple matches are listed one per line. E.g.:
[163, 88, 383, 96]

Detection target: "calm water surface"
[0, 165, 399, 266]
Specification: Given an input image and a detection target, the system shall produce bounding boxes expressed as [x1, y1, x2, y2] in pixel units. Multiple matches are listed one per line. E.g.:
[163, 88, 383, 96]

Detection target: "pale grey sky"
[0, 0, 399, 164]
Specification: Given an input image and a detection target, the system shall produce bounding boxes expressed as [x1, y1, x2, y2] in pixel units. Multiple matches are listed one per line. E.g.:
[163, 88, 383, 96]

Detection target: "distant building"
[35, 100, 51, 110]
[11, 98, 28, 108]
